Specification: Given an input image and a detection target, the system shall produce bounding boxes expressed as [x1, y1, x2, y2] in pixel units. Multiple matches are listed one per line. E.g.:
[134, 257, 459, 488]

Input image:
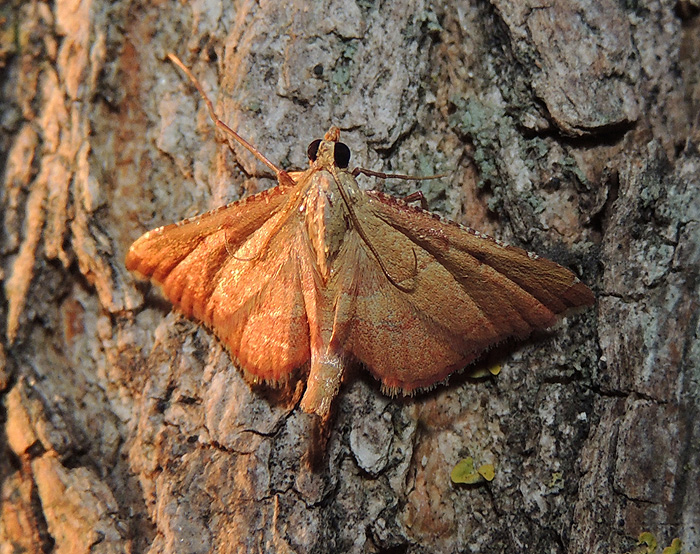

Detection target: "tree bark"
[1, 1, 698, 553]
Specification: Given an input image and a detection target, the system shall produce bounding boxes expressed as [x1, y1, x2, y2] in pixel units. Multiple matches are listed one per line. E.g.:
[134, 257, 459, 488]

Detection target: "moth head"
[307, 127, 351, 169]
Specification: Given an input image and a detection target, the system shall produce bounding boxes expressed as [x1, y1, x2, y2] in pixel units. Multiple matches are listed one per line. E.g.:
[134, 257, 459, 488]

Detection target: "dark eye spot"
[334, 142, 350, 168]
[307, 139, 321, 161]
[313, 64, 324, 77]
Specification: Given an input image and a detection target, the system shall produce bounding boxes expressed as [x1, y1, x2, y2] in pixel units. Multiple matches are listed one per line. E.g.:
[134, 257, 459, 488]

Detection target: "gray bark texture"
[1, 1, 698, 553]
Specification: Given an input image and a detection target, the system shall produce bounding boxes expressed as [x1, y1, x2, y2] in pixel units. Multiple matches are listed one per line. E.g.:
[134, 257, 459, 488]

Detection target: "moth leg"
[352, 167, 446, 181]
[403, 190, 428, 210]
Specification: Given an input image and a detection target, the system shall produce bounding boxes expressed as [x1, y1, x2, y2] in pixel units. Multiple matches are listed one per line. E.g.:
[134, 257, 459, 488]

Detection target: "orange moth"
[126, 55, 594, 421]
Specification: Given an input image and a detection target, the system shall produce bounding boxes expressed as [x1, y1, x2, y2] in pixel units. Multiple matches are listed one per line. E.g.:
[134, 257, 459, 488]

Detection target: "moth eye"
[307, 139, 322, 161]
[334, 142, 351, 168]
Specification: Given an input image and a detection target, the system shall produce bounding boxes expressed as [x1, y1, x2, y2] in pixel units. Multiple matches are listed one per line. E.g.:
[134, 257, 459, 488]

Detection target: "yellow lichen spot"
[469, 363, 501, 379]
[548, 472, 563, 489]
[451, 457, 482, 484]
[477, 463, 495, 481]
[451, 458, 495, 484]
[469, 367, 490, 379]
[661, 538, 682, 554]
[637, 532, 657, 553]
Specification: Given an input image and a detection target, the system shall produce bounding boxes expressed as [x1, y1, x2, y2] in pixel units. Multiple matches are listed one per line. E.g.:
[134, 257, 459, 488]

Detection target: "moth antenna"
[223, 227, 236, 258]
[224, 227, 262, 262]
[231, 251, 261, 262]
[352, 167, 447, 181]
[224, 217, 284, 264]
[167, 53, 285, 180]
[224, 174, 312, 263]
[330, 169, 417, 293]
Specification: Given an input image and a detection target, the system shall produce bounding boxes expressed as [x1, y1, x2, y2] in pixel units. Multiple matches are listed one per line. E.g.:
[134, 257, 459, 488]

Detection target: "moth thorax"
[304, 171, 348, 282]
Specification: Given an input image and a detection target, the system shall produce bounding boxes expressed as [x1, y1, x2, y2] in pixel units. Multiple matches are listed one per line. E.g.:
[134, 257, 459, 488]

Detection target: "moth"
[126, 55, 594, 421]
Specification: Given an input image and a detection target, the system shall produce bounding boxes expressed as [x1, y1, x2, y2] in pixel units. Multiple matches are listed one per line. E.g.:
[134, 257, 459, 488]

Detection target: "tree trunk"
[1, 1, 698, 553]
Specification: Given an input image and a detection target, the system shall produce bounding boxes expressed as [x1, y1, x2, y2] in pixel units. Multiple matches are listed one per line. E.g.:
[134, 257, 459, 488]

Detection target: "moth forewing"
[331, 190, 595, 394]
